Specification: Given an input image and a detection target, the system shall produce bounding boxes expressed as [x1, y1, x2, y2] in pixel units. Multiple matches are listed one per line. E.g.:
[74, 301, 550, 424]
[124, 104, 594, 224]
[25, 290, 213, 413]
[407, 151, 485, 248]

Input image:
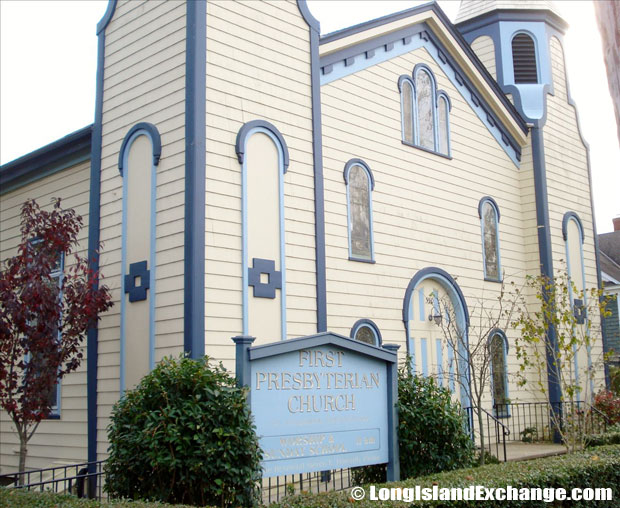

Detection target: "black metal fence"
[464, 400, 610, 458]
[493, 401, 609, 443]
[463, 406, 510, 461]
[0, 460, 352, 504]
[262, 468, 353, 504]
[0, 460, 107, 500]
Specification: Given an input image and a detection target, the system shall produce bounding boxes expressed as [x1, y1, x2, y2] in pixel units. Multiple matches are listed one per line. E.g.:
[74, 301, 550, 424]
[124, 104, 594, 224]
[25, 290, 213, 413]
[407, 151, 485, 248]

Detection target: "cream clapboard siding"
[0, 162, 90, 473]
[97, 0, 186, 459]
[545, 36, 604, 391]
[205, 0, 316, 369]
[321, 45, 531, 407]
[470, 35, 497, 80]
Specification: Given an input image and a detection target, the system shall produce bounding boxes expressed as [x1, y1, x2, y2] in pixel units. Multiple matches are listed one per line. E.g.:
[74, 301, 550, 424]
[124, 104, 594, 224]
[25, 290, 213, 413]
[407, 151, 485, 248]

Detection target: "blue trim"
[563, 212, 593, 396]
[87, 0, 116, 478]
[479, 196, 502, 282]
[118, 123, 161, 174]
[510, 31, 540, 84]
[420, 338, 428, 377]
[184, 0, 206, 359]
[0, 125, 92, 195]
[399, 75, 415, 144]
[478, 196, 501, 221]
[402, 267, 471, 409]
[236, 120, 290, 172]
[531, 126, 562, 412]
[407, 298, 416, 371]
[299, 0, 327, 333]
[562, 211, 585, 243]
[238, 124, 288, 340]
[350, 318, 383, 346]
[418, 289, 425, 322]
[447, 340, 455, 392]
[296, 0, 319, 32]
[320, 1, 527, 135]
[436, 338, 443, 385]
[343, 158, 375, 190]
[436, 91, 451, 157]
[489, 329, 511, 418]
[344, 159, 375, 262]
[96, 0, 116, 35]
[118, 126, 159, 391]
[403, 267, 470, 327]
[413, 63, 439, 150]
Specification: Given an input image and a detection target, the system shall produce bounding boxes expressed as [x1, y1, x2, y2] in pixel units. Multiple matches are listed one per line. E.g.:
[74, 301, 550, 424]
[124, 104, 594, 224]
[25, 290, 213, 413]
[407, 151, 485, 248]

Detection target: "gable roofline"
[0, 125, 93, 195]
[319, 1, 528, 140]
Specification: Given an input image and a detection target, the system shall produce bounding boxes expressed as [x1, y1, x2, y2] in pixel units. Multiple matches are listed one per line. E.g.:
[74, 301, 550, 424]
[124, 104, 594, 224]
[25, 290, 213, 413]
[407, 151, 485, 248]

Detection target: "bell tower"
[455, 0, 568, 123]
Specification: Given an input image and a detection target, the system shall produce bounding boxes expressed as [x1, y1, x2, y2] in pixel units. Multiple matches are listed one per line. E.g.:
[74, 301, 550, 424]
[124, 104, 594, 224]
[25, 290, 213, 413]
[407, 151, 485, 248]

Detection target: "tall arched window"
[344, 159, 375, 262]
[399, 66, 450, 156]
[479, 197, 502, 281]
[415, 68, 436, 150]
[350, 319, 382, 346]
[437, 92, 451, 156]
[399, 76, 415, 144]
[512, 33, 538, 84]
[490, 330, 510, 417]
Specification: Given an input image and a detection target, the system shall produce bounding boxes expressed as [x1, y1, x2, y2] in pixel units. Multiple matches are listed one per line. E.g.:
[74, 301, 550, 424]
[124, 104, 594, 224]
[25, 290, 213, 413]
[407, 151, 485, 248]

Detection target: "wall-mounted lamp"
[428, 312, 442, 326]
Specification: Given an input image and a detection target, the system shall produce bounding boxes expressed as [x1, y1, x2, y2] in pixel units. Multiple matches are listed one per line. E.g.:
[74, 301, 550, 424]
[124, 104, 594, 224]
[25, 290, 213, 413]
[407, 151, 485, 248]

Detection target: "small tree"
[434, 279, 517, 464]
[0, 199, 112, 476]
[508, 269, 611, 452]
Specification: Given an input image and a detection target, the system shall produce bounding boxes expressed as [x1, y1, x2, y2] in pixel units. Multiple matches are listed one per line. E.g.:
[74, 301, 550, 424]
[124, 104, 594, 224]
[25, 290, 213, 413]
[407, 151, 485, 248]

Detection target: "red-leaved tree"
[0, 198, 112, 477]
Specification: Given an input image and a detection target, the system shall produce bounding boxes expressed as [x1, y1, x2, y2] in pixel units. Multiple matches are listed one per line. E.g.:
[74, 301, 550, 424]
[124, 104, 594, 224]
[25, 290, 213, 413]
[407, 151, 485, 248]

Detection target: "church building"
[0, 0, 606, 474]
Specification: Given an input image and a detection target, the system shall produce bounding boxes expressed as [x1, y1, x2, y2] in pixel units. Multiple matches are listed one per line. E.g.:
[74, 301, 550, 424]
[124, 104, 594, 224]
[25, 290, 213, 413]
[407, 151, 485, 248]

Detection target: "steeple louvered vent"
[512, 33, 538, 83]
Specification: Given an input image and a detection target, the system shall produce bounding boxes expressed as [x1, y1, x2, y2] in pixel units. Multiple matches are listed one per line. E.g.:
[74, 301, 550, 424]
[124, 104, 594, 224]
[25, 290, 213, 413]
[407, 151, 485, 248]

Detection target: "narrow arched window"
[399, 76, 415, 144]
[437, 92, 451, 156]
[512, 33, 538, 84]
[479, 197, 501, 281]
[490, 331, 509, 417]
[344, 159, 374, 262]
[351, 319, 382, 346]
[416, 69, 435, 150]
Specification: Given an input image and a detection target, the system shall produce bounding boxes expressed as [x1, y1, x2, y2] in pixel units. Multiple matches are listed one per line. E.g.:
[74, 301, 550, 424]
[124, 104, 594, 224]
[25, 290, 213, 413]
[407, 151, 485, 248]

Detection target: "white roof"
[455, 0, 563, 24]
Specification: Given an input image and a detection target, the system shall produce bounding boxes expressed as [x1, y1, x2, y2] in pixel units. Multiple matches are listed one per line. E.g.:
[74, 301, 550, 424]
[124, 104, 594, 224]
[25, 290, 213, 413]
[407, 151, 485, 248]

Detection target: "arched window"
[415, 68, 436, 150]
[399, 76, 415, 144]
[399, 66, 450, 156]
[490, 330, 510, 417]
[351, 319, 382, 346]
[479, 197, 502, 281]
[437, 92, 451, 156]
[512, 33, 538, 84]
[344, 159, 375, 262]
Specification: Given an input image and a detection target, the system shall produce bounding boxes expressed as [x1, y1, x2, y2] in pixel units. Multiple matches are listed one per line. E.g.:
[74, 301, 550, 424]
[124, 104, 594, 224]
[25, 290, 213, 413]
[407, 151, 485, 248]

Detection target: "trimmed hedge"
[0, 488, 211, 507]
[268, 445, 620, 507]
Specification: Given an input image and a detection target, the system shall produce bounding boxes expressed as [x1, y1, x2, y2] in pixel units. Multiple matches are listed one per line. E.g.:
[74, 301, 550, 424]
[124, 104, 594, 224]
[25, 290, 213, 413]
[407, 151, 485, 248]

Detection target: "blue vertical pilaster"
[232, 336, 255, 390]
[382, 343, 400, 482]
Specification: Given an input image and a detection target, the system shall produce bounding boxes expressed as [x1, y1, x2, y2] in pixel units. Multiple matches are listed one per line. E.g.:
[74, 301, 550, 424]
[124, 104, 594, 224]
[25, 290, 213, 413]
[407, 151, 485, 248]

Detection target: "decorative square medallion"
[248, 258, 282, 299]
[124, 260, 150, 302]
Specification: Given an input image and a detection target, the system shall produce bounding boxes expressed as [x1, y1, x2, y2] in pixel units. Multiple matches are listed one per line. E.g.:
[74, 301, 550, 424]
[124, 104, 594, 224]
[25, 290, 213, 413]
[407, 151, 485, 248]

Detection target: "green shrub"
[105, 356, 262, 507]
[267, 445, 620, 508]
[398, 368, 475, 479]
[585, 423, 620, 447]
[0, 488, 208, 507]
[353, 368, 474, 484]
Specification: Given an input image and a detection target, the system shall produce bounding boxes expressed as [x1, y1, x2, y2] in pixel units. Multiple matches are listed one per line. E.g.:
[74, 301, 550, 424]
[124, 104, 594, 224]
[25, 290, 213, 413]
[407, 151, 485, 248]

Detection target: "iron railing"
[262, 468, 352, 504]
[463, 406, 510, 462]
[0, 460, 107, 500]
[1, 460, 352, 504]
[493, 401, 609, 443]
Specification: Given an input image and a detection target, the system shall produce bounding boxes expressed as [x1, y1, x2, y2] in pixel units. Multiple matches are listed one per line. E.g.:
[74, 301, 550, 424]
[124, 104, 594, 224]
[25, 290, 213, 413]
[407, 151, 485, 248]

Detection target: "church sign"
[232, 332, 400, 481]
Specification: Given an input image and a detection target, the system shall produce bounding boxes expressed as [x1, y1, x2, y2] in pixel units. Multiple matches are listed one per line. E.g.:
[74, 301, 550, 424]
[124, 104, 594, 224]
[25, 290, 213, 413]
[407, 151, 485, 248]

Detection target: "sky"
[0, 1, 618, 233]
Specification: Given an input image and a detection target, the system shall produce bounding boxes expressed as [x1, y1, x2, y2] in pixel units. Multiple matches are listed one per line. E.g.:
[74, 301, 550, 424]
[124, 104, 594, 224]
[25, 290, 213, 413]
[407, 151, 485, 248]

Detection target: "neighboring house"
[0, 0, 606, 473]
[600, 218, 620, 364]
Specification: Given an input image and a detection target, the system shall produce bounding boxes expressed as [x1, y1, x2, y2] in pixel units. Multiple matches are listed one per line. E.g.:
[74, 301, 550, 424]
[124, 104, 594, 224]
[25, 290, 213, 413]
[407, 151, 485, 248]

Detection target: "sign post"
[232, 332, 400, 481]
